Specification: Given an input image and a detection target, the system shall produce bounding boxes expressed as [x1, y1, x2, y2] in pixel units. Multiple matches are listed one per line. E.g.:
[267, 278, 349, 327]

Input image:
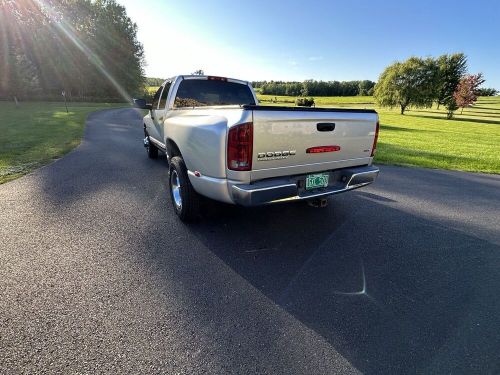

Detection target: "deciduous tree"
[374, 57, 438, 115]
[453, 73, 485, 114]
[475, 87, 498, 96]
[358, 80, 375, 96]
[0, 0, 145, 101]
[435, 53, 467, 117]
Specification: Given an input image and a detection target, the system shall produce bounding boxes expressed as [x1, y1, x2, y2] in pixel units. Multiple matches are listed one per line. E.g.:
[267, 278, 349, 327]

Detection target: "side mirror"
[133, 98, 152, 110]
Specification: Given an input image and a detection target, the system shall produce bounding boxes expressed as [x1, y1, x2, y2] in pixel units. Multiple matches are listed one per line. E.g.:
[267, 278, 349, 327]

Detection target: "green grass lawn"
[0, 101, 127, 183]
[256, 94, 500, 174]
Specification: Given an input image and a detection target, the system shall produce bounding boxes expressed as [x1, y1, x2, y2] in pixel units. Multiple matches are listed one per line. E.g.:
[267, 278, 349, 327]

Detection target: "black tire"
[168, 156, 200, 221]
[146, 136, 158, 159]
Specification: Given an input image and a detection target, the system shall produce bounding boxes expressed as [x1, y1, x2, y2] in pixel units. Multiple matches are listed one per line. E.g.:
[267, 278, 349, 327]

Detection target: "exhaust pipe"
[307, 198, 329, 208]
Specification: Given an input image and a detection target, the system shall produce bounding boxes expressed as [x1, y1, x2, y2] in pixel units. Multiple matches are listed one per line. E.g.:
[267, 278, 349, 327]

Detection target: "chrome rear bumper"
[231, 165, 379, 206]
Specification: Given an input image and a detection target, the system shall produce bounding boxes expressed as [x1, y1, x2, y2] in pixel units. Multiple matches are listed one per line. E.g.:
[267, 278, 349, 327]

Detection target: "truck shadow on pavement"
[185, 193, 500, 374]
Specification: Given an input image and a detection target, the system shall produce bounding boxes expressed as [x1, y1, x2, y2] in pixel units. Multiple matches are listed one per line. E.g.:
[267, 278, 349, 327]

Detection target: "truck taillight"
[371, 121, 379, 157]
[227, 122, 253, 171]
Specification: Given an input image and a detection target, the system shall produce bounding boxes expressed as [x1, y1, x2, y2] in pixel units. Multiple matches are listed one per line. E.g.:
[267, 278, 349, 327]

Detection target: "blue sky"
[119, 0, 500, 88]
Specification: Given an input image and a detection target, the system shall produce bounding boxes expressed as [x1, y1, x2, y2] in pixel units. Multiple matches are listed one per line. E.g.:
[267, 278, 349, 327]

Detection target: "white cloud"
[308, 56, 323, 61]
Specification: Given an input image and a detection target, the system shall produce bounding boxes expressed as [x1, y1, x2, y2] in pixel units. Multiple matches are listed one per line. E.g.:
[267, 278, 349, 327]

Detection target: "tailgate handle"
[317, 123, 335, 132]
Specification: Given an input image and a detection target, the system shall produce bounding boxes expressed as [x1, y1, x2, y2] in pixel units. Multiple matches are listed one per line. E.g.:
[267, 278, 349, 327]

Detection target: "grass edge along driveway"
[0, 102, 127, 184]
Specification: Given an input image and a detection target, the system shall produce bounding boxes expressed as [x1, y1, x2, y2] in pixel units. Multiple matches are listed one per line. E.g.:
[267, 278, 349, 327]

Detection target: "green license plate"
[305, 173, 329, 190]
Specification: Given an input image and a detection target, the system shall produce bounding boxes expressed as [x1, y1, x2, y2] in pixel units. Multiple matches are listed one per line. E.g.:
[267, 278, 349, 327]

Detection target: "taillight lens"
[227, 122, 253, 171]
[371, 121, 379, 157]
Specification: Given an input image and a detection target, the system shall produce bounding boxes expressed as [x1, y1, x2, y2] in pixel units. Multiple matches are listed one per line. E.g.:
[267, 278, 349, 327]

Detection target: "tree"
[0, 0, 145, 101]
[435, 53, 467, 116]
[453, 73, 485, 114]
[358, 80, 375, 96]
[475, 87, 498, 96]
[445, 96, 459, 119]
[256, 80, 375, 96]
[0, 0, 45, 100]
[374, 57, 438, 114]
[300, 80, 311, 96]
[192, 69, 204, 75]
[147, 77, 166, 86]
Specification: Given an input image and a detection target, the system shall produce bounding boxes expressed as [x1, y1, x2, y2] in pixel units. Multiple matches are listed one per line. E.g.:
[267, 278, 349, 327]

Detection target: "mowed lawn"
[257, 94, 500, 174]
[0, 101, 127, 183]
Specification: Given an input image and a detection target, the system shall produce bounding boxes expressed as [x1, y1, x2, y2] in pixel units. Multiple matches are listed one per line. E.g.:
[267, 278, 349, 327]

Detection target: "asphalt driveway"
[1, 108, 499, 374]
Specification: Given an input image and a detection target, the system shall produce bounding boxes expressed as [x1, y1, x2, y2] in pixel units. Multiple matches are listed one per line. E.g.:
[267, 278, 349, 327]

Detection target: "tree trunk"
[461, 107, 464, 114]
[436, 102, 440, 110]
[13, 96, 19, 107]
[400, 105, 406, 115]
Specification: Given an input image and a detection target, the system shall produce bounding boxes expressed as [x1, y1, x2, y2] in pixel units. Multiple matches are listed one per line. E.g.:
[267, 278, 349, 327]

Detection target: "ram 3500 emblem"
[257, 150, 296, 161]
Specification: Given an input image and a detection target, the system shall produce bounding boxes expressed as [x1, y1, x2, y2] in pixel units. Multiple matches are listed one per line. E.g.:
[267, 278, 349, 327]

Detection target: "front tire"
[145, 136, 158, 159]
[168, 156, 200, 221]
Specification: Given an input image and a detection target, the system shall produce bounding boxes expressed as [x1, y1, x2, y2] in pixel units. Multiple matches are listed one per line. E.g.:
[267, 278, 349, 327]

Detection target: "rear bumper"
[231, 165, 379, 206]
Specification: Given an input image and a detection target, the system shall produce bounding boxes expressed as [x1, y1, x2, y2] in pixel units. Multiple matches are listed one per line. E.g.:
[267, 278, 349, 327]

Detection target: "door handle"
[317, 123, 335, 131]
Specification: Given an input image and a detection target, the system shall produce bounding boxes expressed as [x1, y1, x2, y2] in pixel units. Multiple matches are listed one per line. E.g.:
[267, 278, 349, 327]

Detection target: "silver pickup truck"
[134, 75, 379, 221]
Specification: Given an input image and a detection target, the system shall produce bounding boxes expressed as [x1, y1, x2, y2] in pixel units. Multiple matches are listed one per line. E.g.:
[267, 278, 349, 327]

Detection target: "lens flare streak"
[33, 0, 132, 102]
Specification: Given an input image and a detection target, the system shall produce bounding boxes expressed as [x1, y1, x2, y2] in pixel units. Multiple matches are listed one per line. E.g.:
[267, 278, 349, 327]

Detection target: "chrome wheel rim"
[170, 170, 182, 209]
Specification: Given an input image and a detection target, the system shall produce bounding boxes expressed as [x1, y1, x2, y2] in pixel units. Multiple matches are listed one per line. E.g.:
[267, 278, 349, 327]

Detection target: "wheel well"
[166, 139, 182, 160]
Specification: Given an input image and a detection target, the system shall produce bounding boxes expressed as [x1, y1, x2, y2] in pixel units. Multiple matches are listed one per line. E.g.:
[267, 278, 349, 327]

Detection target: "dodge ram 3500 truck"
[134, 75, 379, 221]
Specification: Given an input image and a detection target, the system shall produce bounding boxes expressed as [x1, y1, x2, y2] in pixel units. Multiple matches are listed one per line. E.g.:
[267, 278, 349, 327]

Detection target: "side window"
[159, 82, 171, 109]
[152, 86, 163, 109]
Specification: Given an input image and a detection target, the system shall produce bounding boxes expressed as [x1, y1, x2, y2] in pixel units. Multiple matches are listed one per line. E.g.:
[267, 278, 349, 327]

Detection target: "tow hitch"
[307, 198, 329, 208]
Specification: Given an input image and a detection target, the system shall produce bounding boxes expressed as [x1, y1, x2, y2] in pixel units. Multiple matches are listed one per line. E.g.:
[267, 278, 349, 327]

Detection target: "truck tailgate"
[250, 106, 378, 180]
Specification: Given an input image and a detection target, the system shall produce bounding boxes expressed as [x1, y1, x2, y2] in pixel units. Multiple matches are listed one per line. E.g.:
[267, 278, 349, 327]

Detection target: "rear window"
[174, 79, 255, 107]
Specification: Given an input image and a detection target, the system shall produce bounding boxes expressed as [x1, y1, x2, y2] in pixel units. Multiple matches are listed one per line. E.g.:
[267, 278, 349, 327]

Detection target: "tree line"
[374, 53, 497, 118]
[0, 0, 145, 102]
[146, 78, 165, 87]
[253, 80, 376, 97]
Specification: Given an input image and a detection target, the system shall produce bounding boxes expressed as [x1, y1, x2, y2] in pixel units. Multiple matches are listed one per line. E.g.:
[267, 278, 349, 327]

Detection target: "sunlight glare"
[34, 0, 132, 102]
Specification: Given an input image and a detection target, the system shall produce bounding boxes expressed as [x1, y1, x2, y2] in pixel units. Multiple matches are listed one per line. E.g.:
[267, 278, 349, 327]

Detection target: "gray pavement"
[1, 108, 499, 374]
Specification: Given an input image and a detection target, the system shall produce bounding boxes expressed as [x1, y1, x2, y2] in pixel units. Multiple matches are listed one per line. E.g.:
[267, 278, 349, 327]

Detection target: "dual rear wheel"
[168, 156, 200, 221]
[145, 135, 200, 221]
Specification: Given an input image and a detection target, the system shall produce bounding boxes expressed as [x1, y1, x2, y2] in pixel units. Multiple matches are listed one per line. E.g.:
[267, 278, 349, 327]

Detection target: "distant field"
[0, 101, 127, 183]
[256, 94, 500, 174]
[258, 94, 375, 106]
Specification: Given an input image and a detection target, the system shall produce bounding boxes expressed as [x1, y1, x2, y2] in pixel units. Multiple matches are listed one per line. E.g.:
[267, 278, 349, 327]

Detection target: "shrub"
[296, 97, 315, 107]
